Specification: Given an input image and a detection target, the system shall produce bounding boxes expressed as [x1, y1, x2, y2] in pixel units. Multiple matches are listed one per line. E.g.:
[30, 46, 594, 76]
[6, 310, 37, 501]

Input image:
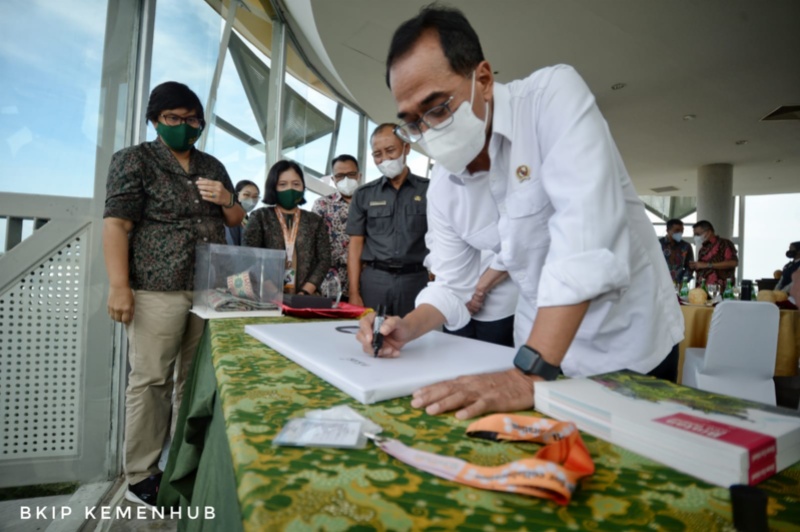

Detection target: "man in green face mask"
[103, 81, 244, 508]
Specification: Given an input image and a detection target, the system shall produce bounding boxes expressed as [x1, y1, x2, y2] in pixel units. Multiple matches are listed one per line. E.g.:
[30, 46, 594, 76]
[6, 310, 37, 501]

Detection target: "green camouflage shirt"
[103, 140, 235, 291]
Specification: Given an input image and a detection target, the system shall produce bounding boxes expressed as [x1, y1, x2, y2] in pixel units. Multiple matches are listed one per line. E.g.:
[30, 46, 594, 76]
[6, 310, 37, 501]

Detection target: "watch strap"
[513, 345, 560, 381]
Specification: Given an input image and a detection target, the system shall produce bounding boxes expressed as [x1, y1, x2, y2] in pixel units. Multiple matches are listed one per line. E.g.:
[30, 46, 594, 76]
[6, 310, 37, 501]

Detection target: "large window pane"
[0, 0, 108, 197]
[204, 125, 267, 190]
[215, 46, 264, 144]
[282, 42, 336, 179]
[334, 107, 361, 163]
[743, 193, 800, 281]
[147, 0, 222, 142]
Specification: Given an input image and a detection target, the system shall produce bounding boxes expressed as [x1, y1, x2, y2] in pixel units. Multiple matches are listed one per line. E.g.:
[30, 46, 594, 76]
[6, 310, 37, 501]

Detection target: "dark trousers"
[360, 266, 429, 318]
[443, 315, 515, 347]
[646, 343, 680, 383]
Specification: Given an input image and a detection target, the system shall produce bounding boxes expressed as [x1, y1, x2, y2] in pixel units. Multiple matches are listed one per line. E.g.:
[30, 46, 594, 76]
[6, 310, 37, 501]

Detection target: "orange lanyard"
[275, 209, 300, 266]
[369, 414, 594, 505]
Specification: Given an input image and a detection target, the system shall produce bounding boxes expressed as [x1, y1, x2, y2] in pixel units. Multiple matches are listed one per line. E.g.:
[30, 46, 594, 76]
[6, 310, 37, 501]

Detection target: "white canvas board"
[191, 306, 283, 319]
[245, 321, 516, 404]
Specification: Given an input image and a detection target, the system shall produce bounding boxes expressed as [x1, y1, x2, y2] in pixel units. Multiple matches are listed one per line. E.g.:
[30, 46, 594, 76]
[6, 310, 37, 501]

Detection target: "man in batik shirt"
[658, 218, 693, 283]
[312, 154, 361, 299]
[689, 220, 739, 287]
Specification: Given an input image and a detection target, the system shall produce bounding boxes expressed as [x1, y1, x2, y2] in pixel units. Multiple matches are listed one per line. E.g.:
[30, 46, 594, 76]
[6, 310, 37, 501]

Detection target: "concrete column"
[697, 163, 734, 238]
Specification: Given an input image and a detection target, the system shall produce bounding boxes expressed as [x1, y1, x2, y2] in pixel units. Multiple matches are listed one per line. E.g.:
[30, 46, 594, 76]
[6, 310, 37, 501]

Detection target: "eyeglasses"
[160, 113, 205, 128]
[333, 171, 359, 180]
[240, 194, 261, 200]
[394, 74, 477, 144]
[395, 96, 457, 144]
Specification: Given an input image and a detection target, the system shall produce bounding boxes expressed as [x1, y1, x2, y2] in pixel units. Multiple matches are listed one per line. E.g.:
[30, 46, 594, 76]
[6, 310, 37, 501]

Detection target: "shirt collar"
[150, 139, 195, 174]
[700, 235, 718, 249]
[380, 172, 415, 189]
[491, 81, 513, 143]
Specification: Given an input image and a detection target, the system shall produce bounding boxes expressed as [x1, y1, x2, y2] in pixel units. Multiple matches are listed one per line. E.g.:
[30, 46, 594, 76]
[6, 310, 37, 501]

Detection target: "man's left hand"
[411, 369, 539, 420]
[466, 288, 486, 315]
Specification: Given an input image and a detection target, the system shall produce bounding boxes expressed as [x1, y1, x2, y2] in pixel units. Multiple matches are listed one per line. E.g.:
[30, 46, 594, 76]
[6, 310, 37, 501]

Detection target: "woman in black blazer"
[243, 160, 331, 295]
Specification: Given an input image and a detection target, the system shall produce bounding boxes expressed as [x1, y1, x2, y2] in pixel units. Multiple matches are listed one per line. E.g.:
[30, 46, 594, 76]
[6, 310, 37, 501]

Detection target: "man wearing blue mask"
[659, 219, 694, 283]
[355, 5, 683, 419]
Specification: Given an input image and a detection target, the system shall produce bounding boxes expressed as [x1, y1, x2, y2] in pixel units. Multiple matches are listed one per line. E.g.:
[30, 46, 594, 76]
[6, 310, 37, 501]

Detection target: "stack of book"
[534, 371, 800, 487]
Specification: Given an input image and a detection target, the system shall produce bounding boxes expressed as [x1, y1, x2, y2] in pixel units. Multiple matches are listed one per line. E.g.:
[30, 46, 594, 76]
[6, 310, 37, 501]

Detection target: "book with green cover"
[534, 371, 800, 487]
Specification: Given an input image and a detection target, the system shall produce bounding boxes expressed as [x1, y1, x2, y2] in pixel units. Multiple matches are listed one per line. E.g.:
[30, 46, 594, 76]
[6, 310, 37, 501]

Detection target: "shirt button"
[187, 180, 192, 185]
[203, 238, 208, 242]
[194, 200, 199, 204]
[197, 219, 202, 223]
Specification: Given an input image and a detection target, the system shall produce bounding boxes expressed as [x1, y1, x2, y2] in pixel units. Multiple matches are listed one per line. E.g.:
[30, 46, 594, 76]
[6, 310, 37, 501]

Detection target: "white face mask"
[377, 153, 406, 179]
[240, 198, 258, 213]
[693, 235, 705, 248]
[335, 177, 359, 197]
[418, 71, 489, 175]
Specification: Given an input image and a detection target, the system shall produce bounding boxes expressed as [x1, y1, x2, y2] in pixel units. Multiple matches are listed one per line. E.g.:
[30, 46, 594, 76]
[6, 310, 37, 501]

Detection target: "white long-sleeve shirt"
[416, 65, 684, 377]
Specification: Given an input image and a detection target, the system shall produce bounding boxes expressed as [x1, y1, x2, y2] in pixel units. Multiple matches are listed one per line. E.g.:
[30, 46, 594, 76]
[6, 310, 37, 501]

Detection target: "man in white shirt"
[356, 5, 683, 419]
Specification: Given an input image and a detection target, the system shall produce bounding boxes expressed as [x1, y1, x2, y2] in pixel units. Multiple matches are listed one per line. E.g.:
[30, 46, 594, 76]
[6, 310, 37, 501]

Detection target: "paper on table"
[273, 418, 365, 448]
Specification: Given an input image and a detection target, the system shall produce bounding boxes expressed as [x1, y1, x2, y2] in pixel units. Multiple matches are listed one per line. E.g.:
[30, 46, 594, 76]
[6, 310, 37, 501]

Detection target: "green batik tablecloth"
[159, 317, 800, 531]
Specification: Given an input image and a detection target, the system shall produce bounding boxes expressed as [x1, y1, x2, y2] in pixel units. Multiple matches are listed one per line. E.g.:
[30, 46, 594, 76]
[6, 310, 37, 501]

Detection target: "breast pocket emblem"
[516, 165, 531, 182]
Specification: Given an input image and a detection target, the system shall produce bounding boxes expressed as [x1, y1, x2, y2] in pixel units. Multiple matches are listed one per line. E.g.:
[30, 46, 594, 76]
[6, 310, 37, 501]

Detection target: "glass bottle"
[723, 279, 735, 300]
[679, 278, 690, 299]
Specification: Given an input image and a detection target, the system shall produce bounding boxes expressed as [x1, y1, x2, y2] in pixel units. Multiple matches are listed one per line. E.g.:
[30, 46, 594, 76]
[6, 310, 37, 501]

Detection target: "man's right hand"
[108, 286, 135, 324]
[350, 293, 364, 307]
[355, 312, 413, 358]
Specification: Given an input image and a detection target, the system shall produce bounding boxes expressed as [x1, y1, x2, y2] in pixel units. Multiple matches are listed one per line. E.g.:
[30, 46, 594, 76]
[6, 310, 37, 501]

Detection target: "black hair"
[790, 241, 800, 250]
[263, 160, 306, 206]
[693, 220, 715, 233]
[385, 3, 484, 88]
[331, 154, 359, 171]
[666, 219, 684, 231]
[145, 81, 204, 123]
[370, 123, 402, 145]
[234, 180, 259, 195]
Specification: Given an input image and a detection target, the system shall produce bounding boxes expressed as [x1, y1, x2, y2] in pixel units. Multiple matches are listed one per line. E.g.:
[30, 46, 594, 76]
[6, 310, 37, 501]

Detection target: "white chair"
[682, 301, 779, 405]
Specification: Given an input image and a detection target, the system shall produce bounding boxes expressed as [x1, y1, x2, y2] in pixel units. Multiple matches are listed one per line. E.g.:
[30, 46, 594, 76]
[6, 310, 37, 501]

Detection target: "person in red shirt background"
[689, 220, 738, 287]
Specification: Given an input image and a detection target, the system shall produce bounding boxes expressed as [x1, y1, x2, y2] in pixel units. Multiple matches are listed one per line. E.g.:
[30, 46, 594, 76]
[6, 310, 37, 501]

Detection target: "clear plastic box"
[192, 243, 286, 319]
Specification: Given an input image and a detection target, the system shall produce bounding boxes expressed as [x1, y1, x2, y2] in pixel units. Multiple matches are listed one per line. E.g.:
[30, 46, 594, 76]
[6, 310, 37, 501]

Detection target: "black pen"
[372, 304, 386, 357]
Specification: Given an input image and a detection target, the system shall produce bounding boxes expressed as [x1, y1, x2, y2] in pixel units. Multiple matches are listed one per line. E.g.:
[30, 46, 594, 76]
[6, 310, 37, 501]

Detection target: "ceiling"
[280, 0, 800, 197]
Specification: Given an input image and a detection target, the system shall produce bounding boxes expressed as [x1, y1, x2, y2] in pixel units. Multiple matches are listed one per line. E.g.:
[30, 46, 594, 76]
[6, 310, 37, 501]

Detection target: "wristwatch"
[513, 345, 561, 381]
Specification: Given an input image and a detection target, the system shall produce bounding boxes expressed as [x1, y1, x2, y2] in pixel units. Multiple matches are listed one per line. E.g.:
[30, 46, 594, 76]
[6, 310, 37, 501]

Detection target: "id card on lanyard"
[275, 209, 300, 293]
